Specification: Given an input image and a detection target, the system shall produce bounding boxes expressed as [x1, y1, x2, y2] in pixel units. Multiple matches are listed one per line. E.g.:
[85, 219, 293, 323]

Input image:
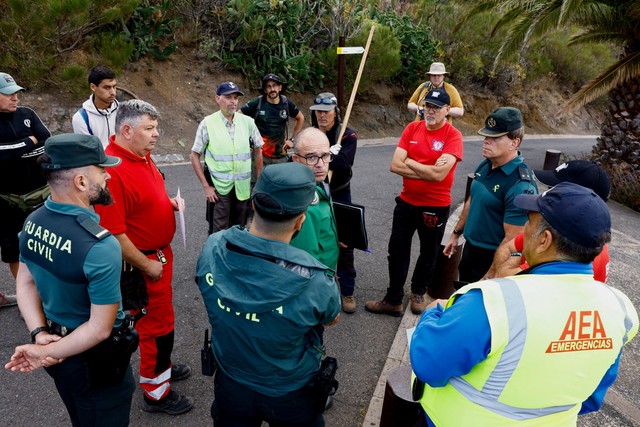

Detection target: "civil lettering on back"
[23, 220, 72, 262]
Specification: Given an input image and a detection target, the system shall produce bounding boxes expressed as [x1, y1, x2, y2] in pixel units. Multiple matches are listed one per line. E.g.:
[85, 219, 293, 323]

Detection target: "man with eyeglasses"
[310, 92, 359, 313]
[443, 107, 538, 284]
[365, 89, 463, 317]
[290, 127, 339, 277]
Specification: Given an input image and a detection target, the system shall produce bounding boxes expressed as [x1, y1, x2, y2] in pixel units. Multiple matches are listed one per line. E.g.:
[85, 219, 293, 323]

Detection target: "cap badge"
[555, 163, 569, 172]
[431, 91, 441, 98]
[487, 117, 496, 128]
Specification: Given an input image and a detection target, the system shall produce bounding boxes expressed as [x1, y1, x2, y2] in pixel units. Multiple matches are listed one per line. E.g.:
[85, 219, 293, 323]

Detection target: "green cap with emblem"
[41, 133, 121, 170]
[252, 163, 316, 215]
[478, 107, 523, 137]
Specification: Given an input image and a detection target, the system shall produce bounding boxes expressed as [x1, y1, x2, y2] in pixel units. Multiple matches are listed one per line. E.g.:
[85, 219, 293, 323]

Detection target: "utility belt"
[200, 328, 338, 413]
[48, 315, 140, 388]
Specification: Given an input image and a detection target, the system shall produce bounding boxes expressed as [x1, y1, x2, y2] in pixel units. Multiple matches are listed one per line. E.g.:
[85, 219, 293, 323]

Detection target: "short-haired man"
[190, 81, 264, 232]
[195, 162, 341, 426]
[488, 160, 611, 281]
[444, 107, 538, 284]
[72, 66, 119, 147]
[309, 93, 359, 312]
[411, 182, 638, 426]
[290, 127, 340, 273]
[407, 62, 464, 122]
[0, 72, 51, 307]
[366, 89, 463, 316]
[241, 73, 304, 164]
[5, 134, 136, 426]
[95, 100, 194, 415]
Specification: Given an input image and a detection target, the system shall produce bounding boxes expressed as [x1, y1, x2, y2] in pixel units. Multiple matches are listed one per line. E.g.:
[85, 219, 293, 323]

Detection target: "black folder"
[333, 201, 369, 251]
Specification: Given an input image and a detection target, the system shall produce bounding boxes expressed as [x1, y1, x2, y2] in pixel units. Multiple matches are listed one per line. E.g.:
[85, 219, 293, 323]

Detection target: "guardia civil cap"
[252, 163, 315, 215]
[41, 134, 121, 170]
[478, 107, 523, 137]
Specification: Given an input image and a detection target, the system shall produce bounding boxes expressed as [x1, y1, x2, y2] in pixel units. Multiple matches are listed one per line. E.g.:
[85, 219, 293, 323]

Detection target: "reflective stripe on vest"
[421, 275, 638, 426]
[204, 112, 253, 200]
[447, 280, 574, 420]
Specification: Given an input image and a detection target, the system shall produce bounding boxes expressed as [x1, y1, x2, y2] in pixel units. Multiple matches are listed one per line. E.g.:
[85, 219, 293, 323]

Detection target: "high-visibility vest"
[420, 275, 638, 426]
[204, 112, 253, 200]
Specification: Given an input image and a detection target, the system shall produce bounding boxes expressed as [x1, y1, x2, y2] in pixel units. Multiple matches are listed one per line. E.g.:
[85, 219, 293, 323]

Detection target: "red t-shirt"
[397, 121, 463, 206]
[514, 232, 609, 283]
[95, 138, 176, 250]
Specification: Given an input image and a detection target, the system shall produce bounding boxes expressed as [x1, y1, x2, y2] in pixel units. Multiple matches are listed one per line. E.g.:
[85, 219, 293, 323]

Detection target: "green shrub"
[320, 20, 401, 92]
[120, 0, 181, 61]
[371, 9, 438, 89]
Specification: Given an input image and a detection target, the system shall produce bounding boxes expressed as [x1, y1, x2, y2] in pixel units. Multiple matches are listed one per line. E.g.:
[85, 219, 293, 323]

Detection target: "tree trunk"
[593, 78, 640, 211]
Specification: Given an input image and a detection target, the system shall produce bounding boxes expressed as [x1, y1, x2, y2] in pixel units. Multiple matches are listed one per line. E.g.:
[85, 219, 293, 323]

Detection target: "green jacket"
[290, 182, 339, 270]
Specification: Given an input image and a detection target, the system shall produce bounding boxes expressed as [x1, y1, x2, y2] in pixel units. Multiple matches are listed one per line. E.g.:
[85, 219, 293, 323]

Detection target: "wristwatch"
[452, 229, 463, 236]
[30, 326, 50, 343]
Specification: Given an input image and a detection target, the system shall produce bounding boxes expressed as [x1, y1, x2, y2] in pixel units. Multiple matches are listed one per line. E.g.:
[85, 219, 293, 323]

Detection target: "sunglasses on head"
[314, 97, 337, 105]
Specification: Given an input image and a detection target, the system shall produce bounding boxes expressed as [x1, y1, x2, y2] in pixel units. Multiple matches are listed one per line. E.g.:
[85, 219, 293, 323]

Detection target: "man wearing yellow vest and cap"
[410, 182, 638, 426]
[190, 81, 264, 232]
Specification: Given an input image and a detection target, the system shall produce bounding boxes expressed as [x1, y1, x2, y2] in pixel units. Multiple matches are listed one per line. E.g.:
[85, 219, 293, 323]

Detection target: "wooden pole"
[336, 25, 375, 144]
[328, 26, 375, 182]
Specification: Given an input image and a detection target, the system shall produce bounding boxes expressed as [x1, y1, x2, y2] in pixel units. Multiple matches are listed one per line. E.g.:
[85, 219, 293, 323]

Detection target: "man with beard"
[72, 66, 119, 148]
[241, 73, 304, 165]
[0, 72, 51, 308]
[191, 81, 264, 232]
[5, 134, 136, 426]
[365, 89, 463, 316]
[95, 100, 194, 415]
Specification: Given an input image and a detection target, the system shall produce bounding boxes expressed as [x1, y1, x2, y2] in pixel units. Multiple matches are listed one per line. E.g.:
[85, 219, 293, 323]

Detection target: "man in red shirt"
[487, 160, 611, 282]
[95, 100, 194, 415]
[365, 89, 463, 316]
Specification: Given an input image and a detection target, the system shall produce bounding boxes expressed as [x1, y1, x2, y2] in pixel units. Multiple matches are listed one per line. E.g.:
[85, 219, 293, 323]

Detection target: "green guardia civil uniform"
[196, 226, 341, 397]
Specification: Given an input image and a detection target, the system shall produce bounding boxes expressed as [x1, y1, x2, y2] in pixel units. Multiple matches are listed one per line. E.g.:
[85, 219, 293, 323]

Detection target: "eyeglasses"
[314, 97, 337, 106]
[422, 104, 443, 112]
[295, 152, 333, 165]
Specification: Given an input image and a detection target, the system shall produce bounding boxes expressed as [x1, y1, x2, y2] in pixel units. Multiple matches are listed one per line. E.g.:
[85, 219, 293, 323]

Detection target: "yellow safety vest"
[419, 275, 638, 426]
[204, 112, 254, 200]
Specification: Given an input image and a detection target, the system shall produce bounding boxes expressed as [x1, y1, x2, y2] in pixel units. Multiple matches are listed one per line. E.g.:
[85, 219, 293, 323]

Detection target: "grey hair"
[533, 215, 609, 264]
[293, 127, 329, 153]
[507, 126, 525, 146]
[115, 99, 160, 133]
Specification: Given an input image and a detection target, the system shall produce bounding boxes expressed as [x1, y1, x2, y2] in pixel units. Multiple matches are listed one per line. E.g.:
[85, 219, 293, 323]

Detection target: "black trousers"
[44, 355, 135, 427]
[458, 240, 497, 283]
[332, 188, 356, 296]
[211, 370, 324, 427]
[385, 197, 450, 305]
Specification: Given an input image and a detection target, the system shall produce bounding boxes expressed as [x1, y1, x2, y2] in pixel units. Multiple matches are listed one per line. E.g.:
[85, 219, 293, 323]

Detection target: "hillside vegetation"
[2, 0, 637, 209]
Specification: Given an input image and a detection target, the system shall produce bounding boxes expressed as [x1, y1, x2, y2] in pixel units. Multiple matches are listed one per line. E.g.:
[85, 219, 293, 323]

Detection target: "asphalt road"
[4, 135, 637, 427]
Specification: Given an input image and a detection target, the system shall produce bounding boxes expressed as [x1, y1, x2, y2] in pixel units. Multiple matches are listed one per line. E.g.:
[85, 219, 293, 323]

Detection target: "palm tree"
[460, 0, 640, 208]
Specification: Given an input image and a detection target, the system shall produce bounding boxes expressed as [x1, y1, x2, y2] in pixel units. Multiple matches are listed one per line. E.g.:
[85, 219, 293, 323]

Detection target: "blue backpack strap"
[78, 108, 93, 135]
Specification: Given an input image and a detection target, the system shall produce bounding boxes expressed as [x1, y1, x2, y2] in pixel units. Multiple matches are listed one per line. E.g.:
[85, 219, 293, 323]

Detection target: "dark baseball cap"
[514, 182, 611, 248]
[534, 160, 610, 202]
[252, 163, 316, 215]
[258, 73, 288, 95]
[41, 134, 121, 170]
[0, 73, 24, 95]
[422, 89, 450, 108]
[478, 107, 523, 137]
[216, 81, 244, 96]
[309, 93, 338, 112]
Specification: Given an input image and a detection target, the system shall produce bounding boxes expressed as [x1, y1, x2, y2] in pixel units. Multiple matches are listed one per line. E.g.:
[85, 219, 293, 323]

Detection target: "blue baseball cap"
[216, 81, 244, 96]
[514, 182, 611, 248]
